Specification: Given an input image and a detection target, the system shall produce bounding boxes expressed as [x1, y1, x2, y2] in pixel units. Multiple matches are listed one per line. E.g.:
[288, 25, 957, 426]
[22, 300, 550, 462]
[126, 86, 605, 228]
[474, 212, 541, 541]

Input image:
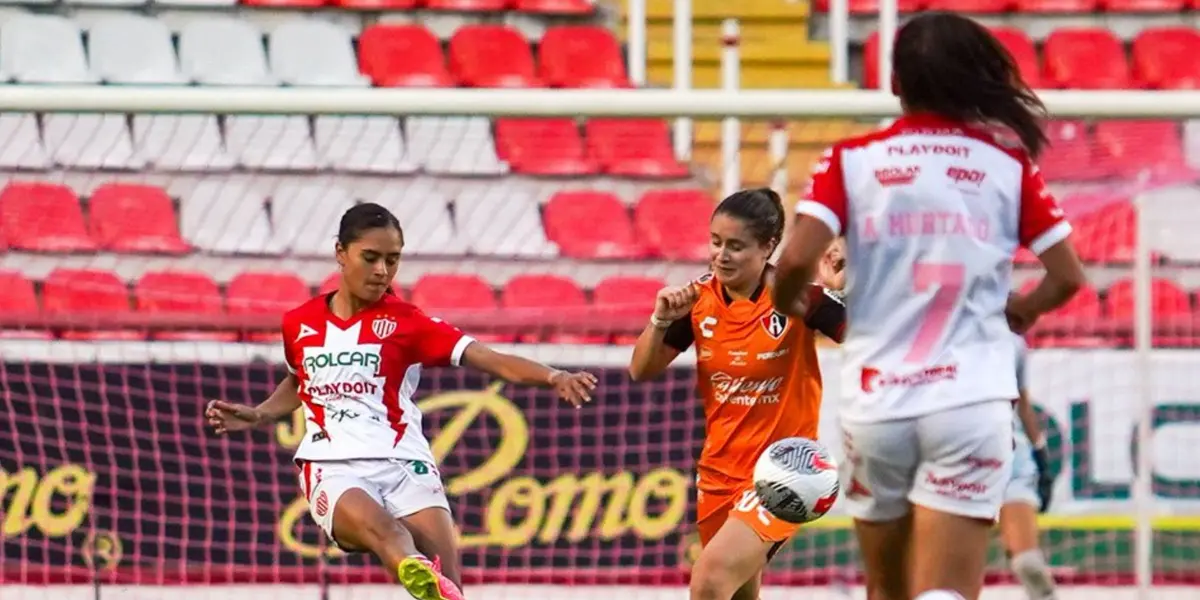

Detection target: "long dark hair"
[892, 12, 1048, 158]
[713, 188, 786, 250]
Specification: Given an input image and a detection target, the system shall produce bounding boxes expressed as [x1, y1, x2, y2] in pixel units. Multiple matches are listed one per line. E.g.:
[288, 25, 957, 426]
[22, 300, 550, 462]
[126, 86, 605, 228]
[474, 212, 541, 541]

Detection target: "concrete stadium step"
[636, 0, 812, 20]
[692, 145, 825, 190]
[646, 62, 841, 88]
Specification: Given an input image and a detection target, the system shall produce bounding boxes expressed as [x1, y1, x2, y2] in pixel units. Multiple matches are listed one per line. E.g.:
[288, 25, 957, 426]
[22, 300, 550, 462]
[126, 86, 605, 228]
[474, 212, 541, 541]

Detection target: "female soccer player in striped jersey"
[205, 203, 597, 600]
[772, 13, 1087, 600]
[1002, 333, 1059, 600]
[628, 188, 846, 600]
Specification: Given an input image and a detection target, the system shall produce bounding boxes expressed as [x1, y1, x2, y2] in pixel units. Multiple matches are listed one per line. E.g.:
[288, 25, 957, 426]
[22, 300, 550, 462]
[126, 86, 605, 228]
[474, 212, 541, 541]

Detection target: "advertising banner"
[2, 350, 1198, 584]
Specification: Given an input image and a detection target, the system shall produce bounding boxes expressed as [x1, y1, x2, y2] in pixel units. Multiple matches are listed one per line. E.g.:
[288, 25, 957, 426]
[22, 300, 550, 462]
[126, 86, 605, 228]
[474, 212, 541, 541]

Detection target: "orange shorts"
[696, 480, 801, 547]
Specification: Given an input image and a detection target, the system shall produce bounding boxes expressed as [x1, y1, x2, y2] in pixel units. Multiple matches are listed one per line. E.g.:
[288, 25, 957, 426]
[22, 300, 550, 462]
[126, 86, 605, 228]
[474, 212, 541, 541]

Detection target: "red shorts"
[696, 480, 801, 547]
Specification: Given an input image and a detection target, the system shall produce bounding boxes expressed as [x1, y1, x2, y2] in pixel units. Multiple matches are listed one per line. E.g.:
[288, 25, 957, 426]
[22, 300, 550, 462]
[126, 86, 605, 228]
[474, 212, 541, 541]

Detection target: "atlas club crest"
[760, 310, 789, 340]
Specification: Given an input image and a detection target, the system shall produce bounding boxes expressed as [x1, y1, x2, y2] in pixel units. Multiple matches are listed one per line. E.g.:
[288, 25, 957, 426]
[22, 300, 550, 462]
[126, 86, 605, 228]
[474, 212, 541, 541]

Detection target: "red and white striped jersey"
[797, 113, 1071, 424]
[281, 293, 474, 462]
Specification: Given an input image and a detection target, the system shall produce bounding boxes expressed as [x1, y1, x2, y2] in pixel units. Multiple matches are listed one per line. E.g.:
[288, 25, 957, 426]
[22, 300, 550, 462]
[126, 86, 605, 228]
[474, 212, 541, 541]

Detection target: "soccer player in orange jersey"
[628, 188, 846, 600]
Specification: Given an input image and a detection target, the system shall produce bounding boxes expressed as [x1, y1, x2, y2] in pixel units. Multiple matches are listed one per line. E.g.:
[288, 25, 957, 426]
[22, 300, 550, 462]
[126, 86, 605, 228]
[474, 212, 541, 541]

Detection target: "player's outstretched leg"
[1000, 502, 1058, 600]
[331, 489, 465, 600]
[853, 516, 912, 600]
[689, 519, 773, 600]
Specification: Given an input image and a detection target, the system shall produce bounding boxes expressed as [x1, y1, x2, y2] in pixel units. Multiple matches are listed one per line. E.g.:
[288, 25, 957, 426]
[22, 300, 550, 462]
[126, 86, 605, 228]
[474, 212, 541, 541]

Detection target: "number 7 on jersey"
[904, 262, 965, 363]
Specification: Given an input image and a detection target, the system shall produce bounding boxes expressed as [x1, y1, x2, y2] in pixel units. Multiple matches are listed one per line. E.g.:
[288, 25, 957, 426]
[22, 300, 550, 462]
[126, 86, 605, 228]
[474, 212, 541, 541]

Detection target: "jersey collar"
[891, 112, 969, 132]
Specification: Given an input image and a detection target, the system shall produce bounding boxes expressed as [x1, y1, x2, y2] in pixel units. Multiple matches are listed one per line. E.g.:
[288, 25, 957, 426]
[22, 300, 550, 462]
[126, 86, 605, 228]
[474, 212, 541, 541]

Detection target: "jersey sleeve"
[412, 310, 475, 368]
[1018, 159, 1072, 255]
[804, 284, 847, 343]
[662, 317, 694, 352]
[795, 146, 848, 236]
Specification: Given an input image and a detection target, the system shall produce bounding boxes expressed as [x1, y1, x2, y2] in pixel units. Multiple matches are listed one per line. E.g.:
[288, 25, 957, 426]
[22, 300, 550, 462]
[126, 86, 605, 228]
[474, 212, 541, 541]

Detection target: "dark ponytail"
[892, 12, 1049, 158]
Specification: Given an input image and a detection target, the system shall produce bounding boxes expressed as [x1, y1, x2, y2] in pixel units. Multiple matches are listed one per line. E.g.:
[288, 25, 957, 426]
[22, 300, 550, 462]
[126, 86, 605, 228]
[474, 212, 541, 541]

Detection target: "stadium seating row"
[1, 0, 591, 10]
[0, 181, 712, 260]
[3, 268, 1198, 347]
[816, 0, 1200, 11]
[0, 113, 686, 176]
[4, 15, 623, 88]
[0, 268, 662, 343]
[864, 27, 1200, 90]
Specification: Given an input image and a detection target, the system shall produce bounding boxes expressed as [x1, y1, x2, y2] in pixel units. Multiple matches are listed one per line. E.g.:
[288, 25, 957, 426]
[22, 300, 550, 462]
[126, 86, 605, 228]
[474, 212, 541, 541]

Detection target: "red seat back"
[1043, 29, 1130, 89]
[502, 274, 587, 309]
[227, 272, 311, 315]
[448, 25, 538, 88]
[539, 26, 627, 88]
[89, 183, 188, 254]
[543, 191, 642, 259]
[43, 269, 130, 314]
[136, 271, 224, 314]
[991, 27, 1041, 88]
[634, 189, 713, 261]
[358, 25, 451, 88]
[586, 119, 675, 166]
[495, 119, 585, 164]
[1133, 28, 1200, 89]
[1105, 277, 1193, 320]
[411, 274, 497, 311]
[0, 271, 38, 313]
[0, 182, 95, 252]
[593, 277, 666, 317]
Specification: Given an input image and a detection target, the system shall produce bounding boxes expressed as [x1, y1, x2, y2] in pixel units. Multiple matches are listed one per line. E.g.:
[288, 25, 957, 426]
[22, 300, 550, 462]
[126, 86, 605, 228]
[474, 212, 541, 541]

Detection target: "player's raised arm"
[628, 283, 698, 381]
[460, 342, 597, 408]
[774, 148, 846, 317]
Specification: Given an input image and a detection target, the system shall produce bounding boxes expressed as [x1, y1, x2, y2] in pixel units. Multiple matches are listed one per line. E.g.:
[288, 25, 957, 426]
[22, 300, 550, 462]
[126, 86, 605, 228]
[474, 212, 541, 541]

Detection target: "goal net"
[0, 87, 1197, 600]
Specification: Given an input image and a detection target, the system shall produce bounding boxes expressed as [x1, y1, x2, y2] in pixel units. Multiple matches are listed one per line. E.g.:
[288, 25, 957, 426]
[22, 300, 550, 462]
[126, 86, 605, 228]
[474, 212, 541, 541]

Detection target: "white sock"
[914, 591, 966, 600]
[1011, 549, 1058, 600]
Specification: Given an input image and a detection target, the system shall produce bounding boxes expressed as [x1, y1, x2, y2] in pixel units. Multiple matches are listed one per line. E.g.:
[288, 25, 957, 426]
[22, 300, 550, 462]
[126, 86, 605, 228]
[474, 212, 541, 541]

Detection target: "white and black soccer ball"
[753, 437, 840, 524]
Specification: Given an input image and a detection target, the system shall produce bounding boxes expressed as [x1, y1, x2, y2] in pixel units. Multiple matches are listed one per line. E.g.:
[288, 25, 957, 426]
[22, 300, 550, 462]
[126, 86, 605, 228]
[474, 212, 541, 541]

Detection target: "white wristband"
[649, 314, 672, 330]
[1033, 434, 1048, 450]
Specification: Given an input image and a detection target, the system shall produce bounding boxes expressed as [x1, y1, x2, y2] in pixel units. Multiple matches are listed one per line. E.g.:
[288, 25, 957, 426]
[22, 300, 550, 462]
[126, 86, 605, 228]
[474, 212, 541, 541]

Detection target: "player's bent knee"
[332, 489, 414, 560]
[689, 562, 740, 600]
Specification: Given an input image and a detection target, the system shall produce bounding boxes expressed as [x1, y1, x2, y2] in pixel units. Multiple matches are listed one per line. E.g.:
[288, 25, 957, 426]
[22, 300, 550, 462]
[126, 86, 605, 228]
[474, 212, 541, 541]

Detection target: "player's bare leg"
[689, 519, 772, 600]
[400, 506, 464, 588]
[853, 514, 911, 600]
[330, 489, 464, 600]
[909, 505, 991, 600]
[1000, 502, 1058, 600]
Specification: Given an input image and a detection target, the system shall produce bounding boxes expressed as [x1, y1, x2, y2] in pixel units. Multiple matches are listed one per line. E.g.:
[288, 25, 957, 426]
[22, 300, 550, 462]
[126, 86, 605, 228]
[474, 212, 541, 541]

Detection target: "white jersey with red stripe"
[281, 293, 474, 463]
[796, 113, 1072, 424]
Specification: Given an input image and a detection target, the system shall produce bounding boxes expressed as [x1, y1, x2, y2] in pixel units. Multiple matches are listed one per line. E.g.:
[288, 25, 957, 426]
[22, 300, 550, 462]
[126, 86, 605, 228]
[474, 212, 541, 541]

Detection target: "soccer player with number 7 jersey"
[772, 13, 1087, 600]
[628, 188, 847, 600]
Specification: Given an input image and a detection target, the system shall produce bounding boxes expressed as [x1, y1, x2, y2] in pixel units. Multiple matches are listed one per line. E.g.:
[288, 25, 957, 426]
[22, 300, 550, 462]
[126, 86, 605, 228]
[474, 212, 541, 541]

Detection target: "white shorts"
[840, 400, 1014, 522]
[1005, 436, 1040, 508]
[297, 457, 451, 546]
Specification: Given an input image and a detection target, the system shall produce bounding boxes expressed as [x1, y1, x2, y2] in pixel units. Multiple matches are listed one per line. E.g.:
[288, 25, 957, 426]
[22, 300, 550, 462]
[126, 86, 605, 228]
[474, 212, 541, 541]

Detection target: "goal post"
[1, 85, 1198, 600]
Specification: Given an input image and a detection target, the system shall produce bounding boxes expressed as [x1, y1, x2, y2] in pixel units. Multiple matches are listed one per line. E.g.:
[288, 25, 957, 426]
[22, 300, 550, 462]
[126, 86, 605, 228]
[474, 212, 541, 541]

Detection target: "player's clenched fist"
[205, 399, 262, 435]
[653, 283, 700, 322]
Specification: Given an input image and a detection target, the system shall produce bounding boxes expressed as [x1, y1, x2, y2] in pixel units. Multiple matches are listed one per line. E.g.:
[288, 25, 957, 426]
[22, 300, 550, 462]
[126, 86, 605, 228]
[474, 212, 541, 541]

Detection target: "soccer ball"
[752, 437, 840, 524]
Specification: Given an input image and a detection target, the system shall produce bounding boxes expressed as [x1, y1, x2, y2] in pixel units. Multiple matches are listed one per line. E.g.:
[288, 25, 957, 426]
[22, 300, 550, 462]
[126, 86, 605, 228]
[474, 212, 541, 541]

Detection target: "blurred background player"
[771, 12, 1087, 600]
[627, 188, 846, 600]
[205, 203, 597, 600]
[1002, 332, 1059, 600]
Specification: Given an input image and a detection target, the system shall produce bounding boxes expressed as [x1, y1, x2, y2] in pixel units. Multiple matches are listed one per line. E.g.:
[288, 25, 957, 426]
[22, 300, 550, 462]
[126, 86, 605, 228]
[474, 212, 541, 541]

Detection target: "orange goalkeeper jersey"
[664, 271, 845, 495]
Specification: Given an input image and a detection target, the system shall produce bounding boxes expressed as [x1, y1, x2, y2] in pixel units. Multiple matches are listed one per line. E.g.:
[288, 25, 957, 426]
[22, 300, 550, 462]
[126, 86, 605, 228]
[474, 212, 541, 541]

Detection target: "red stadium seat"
[991, 27, 1042, 89]
[585, 119, 689, 178]
[42, 269, 139, 341]
[1094, 121, 1192, 183]
[411, 273, 509, 343]
[543, 191, 645, 259]
[136, 271, 233, 342]
[358, 25, 453, 88]
[335, 0, 418, 7]
[0, 271, 48, 339]
[1071, 199, 1135, 263]
[925, 0, 1010, 12]
[1105, 277, 1195, 346]
[593, 276, 666, 344]
[1019, 278, 1106, 347]
[1014, 0, 1097, 12]
[862, 33, 885, 90]
[494, 119, 598, 175]
[539, 26, 628, 88]
[634, 189, 713, 261]
[1102, 0, 1184, 11]
[1037, 121, 1109, 182]
[425, 0, 507, 9]
[515, 0, 593, 13]
[448, 25, 539, 88]
[0, 182, 96, 252]
[1133, 28, 1200, 90]
[1043, 29, 1130, 90]
[502, 274, 601, 343]
[319, 273, 340, 294]
[243, 0, 325, 7]
[813, 0, 924, 14]
[227, 272, 312, 342]
[89, 183, 190, 255]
